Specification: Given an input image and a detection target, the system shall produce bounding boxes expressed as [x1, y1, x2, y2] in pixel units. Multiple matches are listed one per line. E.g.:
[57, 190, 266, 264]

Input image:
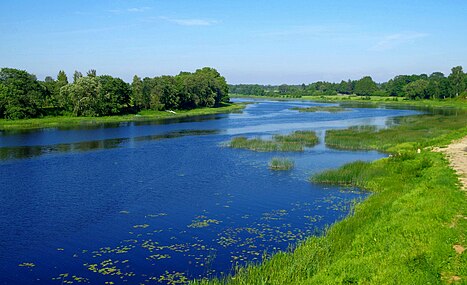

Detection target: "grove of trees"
[230, 66, 467, 100]
[0, 67, 229, 119]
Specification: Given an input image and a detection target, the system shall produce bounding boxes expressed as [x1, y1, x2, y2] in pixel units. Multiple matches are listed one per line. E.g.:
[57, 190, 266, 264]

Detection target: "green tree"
[131, 75, 148, 110]
[60, 76, 99, 116]
[354, 76, 378, 96]
[0, 68, 45, 119]
[73, 71, 83, 83]
[87, 69, 97, 77]
[153, 76, 178, 110]
[448, 66, 466, 97]
[426, 72, 448, 99]
[96, 75, 131, 115]
[57, 70, 68, 84]
[403, 79, 429, 99]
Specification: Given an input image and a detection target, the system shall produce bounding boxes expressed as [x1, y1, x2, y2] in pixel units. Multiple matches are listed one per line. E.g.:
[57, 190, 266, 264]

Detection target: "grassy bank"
[195, 104, 467, 284]
[291, 106, 348, 113]
[233, 94, 467, 110]
[0, 103, 246, 132]
[228, 131, 319, 152]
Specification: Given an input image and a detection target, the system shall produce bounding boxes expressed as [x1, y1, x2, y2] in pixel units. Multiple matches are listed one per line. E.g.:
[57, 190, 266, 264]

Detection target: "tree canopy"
[0, 67, 230, 119]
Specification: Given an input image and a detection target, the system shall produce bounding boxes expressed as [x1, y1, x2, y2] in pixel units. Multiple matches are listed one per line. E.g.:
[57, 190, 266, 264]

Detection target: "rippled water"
[0, 100, 418, 284]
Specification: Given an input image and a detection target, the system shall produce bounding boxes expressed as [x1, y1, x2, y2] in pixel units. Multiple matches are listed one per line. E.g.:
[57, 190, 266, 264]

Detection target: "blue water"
[0, 100, 418, 284]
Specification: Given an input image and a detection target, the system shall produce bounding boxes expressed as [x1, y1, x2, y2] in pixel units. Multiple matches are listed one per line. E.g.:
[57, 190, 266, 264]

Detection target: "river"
[0, 99, 418, 284]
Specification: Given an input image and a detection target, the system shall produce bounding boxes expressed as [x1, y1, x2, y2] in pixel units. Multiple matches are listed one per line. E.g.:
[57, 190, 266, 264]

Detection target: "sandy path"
[435, 136, 467, 190]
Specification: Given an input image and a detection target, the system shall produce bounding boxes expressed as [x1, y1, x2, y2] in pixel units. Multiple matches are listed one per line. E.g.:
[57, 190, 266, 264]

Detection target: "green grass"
[269, 157, 294, 170]
[325, 113, 467, 152]
[291, 106, 348, 113]
[231, 93, 467, 110]
[0, 103, 246, 132]
[228, 131, 319, 152]
[194, 105, 467, 284]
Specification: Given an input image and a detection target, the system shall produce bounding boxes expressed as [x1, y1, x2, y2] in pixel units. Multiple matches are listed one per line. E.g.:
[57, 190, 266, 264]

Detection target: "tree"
[154, 76, 178, 110]
[0, 68, 45, 119]
[448, 66, 466, 97]
[60, 75, 131, 116]
[96, 75, 131, 115]
[426, 72, 448, 99]
[87, 69, 97, 77]
[60, 76, 99, 116]
[354, 76, 378, 96]
[131, 75, 148, 110]
[57, 70, 68, 84]
[73, 71, 83, 83]
[403, 79, 429, 100]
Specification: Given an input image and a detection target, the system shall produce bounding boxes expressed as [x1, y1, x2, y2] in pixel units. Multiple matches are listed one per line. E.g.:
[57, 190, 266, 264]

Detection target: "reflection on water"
[0, 130, 219, 160]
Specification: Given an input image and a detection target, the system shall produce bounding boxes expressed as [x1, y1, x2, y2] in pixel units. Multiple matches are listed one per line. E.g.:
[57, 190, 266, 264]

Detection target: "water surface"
[0, 100, 418, 284]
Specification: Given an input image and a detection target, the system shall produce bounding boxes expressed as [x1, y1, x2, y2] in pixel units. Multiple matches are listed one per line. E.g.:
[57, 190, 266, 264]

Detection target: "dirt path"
[434, 136, 467, 190]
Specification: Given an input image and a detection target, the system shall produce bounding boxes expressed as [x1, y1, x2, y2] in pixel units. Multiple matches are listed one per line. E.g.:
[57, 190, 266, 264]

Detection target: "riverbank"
[0, 103, 246, 132]
[435, 136, 467, 191]
[232, 94, 467, 110]
[194, 102, 467, 284]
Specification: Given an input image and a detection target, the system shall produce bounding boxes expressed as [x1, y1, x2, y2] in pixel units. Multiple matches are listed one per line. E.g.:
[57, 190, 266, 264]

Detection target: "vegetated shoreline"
[232, 93, 467, 110]
[193, 100, 467, 284]
[0, 103, 246, 132]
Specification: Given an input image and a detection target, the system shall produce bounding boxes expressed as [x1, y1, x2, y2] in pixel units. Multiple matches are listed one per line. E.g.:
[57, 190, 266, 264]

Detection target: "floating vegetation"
[85, 259, 135, 277]
[146, 254, 171, 261]
[261, 209, 289, 221]
[17, 195, 356, 284]
[269, 157, 294, 170]
[188, 216, 222, 228]
[157, 271, 188, 284]
[52, 274, 89, 284]
[18, 262, 35, 268]
[291, 106, 348, 113]
[228, 130, 318, 152]
[119, 211, 130, 214]
[146, 213, 168, 218]
[133, 224, 150, 229]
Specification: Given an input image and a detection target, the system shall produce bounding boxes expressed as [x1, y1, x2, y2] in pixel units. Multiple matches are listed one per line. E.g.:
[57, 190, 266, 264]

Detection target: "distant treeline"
[0, 67, 229, 119]
[230, 66, 467, 100]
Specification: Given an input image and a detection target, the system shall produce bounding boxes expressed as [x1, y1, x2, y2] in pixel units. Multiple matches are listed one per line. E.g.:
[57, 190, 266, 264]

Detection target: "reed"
[269, 157, 294, 171]
[291, 106, 348, 113]
[229, 131, 319, 152]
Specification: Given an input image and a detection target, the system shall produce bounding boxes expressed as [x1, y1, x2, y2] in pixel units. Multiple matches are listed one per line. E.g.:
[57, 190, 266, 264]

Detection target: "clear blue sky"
[1, 0, 466, 84]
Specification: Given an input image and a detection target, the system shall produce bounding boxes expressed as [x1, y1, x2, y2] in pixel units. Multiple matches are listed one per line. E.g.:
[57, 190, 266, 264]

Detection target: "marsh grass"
[291, 106, 348, 113]
[193, 105, 467, 284]
[229, 131, 318, 152]
[325, 113, 467, 152]
[269, 157, 294, 171]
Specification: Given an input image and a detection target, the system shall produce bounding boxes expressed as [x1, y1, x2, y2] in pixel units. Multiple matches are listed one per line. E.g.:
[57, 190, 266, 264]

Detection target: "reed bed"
[229, 131, 318, 152]
[269, 157, 294, 171]
[291, 106, 348, 113]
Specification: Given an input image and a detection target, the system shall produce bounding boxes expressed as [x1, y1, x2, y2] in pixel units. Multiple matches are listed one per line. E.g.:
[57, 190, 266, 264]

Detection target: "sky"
[1, 0, 466, 84]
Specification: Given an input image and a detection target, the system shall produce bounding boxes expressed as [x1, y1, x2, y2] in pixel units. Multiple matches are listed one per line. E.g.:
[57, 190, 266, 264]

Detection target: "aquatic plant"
[291, 106, 348, 113]
[269, 157, 294, 170]
[228, 131, 318, 152]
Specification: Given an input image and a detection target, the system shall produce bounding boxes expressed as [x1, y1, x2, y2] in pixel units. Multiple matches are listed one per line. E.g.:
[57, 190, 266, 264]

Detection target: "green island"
[269, 157, 294, 171]
[291, 106, 348, 113]
[228, 131, 319, 152]
[194, 99, 467, 284]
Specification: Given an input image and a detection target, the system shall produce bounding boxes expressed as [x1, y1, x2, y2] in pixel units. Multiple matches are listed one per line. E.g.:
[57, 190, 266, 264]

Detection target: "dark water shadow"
[0, 129, 219, 161]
